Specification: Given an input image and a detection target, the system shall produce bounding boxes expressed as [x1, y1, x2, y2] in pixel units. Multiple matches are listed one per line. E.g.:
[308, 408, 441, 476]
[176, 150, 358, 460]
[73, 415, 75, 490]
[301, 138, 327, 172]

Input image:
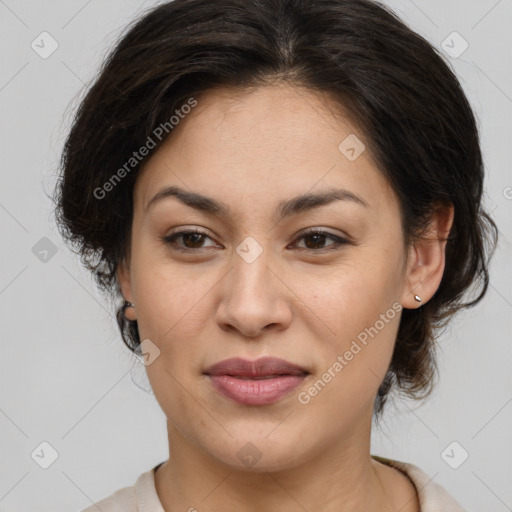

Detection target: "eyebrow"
[145, 185, 369, 221]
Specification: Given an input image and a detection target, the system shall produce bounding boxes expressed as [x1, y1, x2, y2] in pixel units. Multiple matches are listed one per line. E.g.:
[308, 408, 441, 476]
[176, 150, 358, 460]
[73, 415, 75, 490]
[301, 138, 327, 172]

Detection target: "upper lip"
[204, 357, 309, 377]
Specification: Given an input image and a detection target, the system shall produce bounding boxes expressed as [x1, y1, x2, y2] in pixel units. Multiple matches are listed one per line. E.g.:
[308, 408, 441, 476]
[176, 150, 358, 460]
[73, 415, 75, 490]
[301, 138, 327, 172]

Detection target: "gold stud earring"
[122, 300, 136, 320]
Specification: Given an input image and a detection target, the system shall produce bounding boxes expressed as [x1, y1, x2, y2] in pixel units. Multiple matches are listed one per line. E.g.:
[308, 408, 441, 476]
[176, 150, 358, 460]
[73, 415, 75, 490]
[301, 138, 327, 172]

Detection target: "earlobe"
[400, 203, 454, 309]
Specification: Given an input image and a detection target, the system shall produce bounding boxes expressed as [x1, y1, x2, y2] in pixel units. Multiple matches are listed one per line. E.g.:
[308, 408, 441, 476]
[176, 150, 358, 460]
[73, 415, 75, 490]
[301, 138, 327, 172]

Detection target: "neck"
[155, 418, 396, 512]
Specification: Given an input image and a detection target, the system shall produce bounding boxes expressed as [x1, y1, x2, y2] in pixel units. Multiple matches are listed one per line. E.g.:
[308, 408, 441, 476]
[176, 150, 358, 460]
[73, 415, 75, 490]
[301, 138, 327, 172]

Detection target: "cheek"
[145, 361, 200, 433]
[130, 244, 207, 337]
[314, 258, 399, 331]
[324, 295, 400, 381]
[303, 313, 400, 426]
[310, 262, 402, 396]
[131, 266, 218, 389]
[134, 281, 206, 365]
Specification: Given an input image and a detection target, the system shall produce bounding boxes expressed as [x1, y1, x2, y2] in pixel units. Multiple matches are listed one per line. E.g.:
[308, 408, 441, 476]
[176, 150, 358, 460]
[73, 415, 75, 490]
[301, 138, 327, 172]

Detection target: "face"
[118, 83, 423, 472]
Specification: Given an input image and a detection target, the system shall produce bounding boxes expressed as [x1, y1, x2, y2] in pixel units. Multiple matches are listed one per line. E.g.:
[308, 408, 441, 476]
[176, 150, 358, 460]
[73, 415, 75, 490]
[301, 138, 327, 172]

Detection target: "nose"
[215, 240, 293, 339]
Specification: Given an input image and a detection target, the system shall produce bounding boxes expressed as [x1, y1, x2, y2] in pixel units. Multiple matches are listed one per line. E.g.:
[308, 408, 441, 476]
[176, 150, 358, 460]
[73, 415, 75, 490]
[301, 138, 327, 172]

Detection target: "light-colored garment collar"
[371, 455, 467, 512]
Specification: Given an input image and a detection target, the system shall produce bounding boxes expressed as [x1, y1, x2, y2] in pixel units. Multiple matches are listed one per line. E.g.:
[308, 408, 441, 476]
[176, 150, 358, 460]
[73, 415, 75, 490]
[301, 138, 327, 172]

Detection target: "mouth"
[203, 357, 310, 405]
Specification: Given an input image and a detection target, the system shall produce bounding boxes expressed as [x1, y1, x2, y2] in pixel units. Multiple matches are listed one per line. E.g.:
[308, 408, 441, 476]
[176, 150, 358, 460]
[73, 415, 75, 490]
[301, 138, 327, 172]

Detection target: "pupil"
[305, 234, 325, 249]
[184, 233, 204, 248]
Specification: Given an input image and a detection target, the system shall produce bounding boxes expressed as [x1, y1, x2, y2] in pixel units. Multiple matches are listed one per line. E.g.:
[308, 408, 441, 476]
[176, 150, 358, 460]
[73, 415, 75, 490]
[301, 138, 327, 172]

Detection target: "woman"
[54, 0, 498, 510]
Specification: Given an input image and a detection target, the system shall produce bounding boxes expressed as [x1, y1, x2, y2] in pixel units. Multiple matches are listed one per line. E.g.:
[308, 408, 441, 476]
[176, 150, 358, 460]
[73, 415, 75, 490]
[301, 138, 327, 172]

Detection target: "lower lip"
[206, 374, 307, 405]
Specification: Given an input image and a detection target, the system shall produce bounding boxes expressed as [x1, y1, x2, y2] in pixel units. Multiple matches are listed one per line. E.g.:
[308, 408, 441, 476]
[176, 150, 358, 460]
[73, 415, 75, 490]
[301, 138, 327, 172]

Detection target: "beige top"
[81, 456, 467, 512]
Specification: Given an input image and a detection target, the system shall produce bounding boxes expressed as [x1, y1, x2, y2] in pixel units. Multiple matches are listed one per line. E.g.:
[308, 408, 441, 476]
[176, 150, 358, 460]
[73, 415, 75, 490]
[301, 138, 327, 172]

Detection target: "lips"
[203, 357, 310, 405]
[203, 356, 309, 378]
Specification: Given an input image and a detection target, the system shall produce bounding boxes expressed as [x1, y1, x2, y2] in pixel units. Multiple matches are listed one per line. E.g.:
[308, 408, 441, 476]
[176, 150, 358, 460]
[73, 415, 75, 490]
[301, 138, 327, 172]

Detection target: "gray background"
[0, 0, 511, 510]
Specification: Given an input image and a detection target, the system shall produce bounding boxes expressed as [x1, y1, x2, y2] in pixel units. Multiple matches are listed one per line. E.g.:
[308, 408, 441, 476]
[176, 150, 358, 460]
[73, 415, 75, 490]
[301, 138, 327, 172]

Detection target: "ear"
[399, 202, 454, 309]
[117, 256, 136, 321]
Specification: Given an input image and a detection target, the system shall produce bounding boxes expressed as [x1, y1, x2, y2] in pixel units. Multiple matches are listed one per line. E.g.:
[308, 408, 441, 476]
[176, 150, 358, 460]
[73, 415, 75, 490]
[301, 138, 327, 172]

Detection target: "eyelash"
[159, 228, 349, 253]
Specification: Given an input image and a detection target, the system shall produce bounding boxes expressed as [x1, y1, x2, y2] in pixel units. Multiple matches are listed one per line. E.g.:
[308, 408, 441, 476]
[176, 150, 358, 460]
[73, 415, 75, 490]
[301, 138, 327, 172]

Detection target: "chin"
[200, 429, 312, 473]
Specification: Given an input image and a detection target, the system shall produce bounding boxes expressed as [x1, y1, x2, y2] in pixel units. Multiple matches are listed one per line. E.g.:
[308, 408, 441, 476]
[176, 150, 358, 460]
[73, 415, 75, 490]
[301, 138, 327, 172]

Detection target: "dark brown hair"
[53, 0, 499, 419]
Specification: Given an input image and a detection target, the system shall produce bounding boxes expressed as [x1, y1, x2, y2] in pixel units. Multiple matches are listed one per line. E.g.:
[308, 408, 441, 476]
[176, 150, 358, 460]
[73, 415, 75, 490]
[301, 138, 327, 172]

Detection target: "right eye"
[159, 229, 218, 252]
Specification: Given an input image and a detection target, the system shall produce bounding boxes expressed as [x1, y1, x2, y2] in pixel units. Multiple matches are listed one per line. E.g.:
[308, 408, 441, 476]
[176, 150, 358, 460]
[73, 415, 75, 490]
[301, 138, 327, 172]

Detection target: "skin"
[118, 82, 454, 512]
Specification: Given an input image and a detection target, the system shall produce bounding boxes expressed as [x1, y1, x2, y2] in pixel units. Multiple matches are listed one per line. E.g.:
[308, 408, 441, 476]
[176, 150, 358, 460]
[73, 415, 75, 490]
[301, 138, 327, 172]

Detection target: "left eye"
[160, 229, 348, 252]
[292, 230, 348, 251]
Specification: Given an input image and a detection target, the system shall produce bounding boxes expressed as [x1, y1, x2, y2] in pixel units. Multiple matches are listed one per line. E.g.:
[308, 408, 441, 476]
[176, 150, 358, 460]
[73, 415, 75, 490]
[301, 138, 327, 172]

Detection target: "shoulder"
[372, 455, 467, 512]
[79, 465, 164, 512]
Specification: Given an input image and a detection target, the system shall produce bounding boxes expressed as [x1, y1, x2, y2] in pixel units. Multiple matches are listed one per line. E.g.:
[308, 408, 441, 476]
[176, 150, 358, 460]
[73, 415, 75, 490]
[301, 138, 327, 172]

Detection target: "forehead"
[134, 83, 398, 220]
